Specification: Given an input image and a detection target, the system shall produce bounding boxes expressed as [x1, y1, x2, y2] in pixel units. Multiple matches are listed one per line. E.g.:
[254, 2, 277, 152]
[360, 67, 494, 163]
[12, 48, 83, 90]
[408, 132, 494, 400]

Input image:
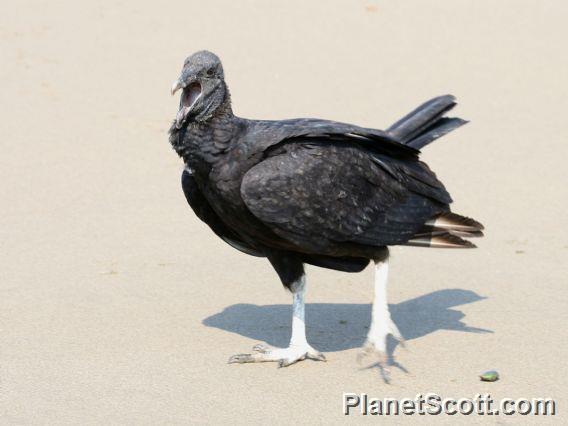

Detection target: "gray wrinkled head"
[171, 50, 227, 127]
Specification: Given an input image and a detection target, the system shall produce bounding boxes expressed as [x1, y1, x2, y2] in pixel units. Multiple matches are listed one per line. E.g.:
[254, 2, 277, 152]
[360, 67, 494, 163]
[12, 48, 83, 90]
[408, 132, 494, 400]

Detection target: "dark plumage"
[169, 50, 483, 367]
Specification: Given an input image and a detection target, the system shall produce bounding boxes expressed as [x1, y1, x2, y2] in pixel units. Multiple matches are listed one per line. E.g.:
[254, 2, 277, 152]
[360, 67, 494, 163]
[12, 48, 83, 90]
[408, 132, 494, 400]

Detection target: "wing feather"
[182, 169, 264, 257]
[241, 142, 448, 251]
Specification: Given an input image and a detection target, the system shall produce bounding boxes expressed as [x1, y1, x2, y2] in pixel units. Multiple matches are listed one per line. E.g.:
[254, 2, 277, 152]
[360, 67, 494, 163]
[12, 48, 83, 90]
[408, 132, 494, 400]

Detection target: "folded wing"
[240, 140, 450, 253]
[182, 169, 264, 257]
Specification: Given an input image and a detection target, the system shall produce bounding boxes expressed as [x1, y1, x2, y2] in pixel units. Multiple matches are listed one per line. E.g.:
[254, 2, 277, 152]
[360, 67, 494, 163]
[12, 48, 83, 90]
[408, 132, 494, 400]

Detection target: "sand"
[1, 0, 567, 423]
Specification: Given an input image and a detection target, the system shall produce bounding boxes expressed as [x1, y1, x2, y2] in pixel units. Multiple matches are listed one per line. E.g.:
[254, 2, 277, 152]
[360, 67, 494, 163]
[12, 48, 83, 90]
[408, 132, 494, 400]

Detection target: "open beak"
[172, 79, 203, 129]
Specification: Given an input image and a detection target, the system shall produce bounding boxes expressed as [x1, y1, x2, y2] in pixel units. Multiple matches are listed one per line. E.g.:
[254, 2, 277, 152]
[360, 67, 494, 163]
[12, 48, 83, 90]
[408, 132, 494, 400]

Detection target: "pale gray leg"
[359, 258, 403, 361]
[228, 274, 326, 367]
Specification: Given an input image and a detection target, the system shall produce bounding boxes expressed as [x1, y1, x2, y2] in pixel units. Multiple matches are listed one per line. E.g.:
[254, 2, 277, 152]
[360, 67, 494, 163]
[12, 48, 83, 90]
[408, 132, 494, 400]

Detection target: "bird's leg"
[228, 274, 326, 367]
[359, 256, 404, 362]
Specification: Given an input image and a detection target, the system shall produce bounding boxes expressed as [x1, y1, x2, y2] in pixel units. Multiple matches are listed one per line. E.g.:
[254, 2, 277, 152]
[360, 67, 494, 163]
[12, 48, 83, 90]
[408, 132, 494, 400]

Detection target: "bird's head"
[171, 50, 228, 128]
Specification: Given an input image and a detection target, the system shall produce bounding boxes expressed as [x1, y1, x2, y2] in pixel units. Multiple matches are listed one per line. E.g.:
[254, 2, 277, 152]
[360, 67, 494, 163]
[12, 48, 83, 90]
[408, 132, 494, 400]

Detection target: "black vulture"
[169, 51, 483, 367]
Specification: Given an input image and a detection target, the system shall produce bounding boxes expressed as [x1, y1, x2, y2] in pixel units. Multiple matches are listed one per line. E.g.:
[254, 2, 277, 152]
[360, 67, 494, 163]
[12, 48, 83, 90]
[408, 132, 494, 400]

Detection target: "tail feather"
[406, 117, 468, 150]
[426, 212, 484, 232]
[406, 232, 477, 248]
[407, 212, 484, 248]
[414, 226, 484, 239]
[444, 229, 484, 238]
[387, 95, 467, 149]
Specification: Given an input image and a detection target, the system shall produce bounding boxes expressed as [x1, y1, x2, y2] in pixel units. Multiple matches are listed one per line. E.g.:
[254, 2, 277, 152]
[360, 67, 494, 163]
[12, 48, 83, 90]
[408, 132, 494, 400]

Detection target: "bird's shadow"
[203, 288, 491, 377]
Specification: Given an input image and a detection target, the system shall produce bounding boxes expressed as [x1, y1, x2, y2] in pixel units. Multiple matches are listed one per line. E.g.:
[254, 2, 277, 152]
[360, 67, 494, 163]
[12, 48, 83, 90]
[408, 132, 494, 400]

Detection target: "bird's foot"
[228, 342, 326, 368]
[358, 317, 404, 364]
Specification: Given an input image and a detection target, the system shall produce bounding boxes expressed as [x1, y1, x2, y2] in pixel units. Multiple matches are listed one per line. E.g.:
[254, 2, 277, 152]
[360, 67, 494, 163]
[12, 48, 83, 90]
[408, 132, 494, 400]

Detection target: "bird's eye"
[206, 68, 214, 76]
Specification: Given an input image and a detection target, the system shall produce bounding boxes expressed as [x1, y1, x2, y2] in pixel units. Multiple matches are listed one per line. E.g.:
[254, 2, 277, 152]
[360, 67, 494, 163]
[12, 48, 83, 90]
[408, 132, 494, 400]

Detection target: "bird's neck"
[213, 88, 234, 119]
[169, 92, 236, 168]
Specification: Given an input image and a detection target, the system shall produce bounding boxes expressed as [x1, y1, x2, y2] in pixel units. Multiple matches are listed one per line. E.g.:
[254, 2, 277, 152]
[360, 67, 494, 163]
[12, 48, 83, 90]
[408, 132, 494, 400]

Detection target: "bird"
[169, 50, 483, 368]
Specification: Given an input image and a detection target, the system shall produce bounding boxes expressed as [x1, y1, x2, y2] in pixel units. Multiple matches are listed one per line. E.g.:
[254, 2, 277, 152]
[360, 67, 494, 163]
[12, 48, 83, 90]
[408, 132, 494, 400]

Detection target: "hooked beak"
[171, 79, 183, 96]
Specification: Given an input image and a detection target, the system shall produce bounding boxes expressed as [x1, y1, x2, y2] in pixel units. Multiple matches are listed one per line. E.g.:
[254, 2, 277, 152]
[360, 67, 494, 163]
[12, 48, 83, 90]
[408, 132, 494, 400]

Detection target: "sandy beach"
[1, 0, 567, 423]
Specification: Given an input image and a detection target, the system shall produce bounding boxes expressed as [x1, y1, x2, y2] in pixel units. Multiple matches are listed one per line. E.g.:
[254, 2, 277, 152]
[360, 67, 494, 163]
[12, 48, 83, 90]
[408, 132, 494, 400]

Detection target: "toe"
[278, 354, 306, 368]
[309, 353, 327, 362]
[228, 353, 255, 364]
[306, 351, 327, 362]
[252, 343, 272, 354]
